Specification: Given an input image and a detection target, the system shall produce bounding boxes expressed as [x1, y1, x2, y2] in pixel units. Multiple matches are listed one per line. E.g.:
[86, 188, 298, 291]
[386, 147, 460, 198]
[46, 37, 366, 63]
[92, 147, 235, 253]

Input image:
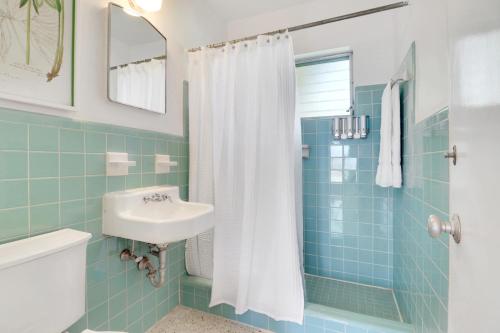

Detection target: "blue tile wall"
[393, 44, 449, 333]
[0, 106, 189, 333]
[302, 85, 393, 288]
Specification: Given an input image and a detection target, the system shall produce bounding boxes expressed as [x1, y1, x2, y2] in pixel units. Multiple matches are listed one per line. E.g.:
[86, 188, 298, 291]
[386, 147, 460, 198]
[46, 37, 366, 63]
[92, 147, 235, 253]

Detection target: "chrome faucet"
[143, 193, 173, 204]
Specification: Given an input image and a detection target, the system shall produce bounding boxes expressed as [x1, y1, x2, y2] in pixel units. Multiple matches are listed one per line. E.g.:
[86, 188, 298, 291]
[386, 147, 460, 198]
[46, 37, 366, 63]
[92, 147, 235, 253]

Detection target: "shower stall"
[300, 82, 411, 332]
[180, 46, 448, 333]
[299, 45, 449, 333]
[181, 3, 450, 331]
[180, 81, 420, 333]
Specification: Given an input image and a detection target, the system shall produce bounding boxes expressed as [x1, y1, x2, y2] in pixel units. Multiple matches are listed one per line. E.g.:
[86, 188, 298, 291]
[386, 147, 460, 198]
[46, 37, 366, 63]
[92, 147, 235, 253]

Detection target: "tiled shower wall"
[0, 107, 188, 333]
[393, 48, 449, 332]
[302, 84, 393, 288]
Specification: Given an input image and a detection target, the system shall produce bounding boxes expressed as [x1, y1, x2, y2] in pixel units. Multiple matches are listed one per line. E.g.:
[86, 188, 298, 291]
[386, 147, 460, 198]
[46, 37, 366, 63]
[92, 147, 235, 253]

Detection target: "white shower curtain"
[110, 59, 165, 113]
[187, 33, 304, 323]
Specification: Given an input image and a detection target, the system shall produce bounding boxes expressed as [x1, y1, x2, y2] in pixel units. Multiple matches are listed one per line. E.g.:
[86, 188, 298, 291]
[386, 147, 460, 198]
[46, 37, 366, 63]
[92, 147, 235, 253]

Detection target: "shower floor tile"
[148, 306, 271, 333]
[305, 274, 401, 321]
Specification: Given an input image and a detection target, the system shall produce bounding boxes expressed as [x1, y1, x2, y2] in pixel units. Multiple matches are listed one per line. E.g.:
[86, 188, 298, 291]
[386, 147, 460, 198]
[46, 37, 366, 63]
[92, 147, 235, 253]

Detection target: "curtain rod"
[188, 1, 409, 53]
[110, 55, 166, 70]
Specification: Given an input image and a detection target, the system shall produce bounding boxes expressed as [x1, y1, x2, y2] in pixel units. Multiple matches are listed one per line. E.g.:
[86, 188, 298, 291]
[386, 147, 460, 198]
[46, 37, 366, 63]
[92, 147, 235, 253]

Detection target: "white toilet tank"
[0, 229, 92, 333]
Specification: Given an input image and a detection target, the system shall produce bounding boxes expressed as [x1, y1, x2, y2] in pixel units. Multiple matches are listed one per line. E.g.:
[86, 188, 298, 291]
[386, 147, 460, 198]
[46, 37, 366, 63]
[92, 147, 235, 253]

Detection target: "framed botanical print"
[0, 0, 76, 108]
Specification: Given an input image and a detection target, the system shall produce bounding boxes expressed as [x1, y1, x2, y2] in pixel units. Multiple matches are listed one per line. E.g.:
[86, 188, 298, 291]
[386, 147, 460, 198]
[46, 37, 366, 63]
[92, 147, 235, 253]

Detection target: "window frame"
[295, 51, 354, 118]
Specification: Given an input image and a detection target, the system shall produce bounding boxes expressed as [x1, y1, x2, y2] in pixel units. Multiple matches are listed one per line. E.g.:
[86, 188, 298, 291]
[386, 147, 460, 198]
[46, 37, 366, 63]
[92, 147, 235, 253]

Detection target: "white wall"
[0, 0, 226, 136]
[394, 0, 450, 122]
[227, 0, 399, 87]
[226, 0, 451, 121]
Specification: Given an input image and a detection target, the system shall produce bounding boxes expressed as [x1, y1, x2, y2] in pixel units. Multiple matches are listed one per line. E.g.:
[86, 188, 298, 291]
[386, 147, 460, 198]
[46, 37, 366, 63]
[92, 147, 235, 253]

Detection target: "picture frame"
[0, 0, 76, 110]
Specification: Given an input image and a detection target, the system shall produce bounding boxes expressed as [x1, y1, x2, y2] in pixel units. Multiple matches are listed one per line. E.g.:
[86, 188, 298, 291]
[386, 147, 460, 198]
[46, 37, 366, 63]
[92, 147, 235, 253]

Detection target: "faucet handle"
[143, 193, 172, 203]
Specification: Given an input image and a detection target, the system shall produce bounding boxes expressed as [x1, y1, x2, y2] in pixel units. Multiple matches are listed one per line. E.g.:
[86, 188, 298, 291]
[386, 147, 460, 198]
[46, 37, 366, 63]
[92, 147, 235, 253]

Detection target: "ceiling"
[205, 0, 316, 21]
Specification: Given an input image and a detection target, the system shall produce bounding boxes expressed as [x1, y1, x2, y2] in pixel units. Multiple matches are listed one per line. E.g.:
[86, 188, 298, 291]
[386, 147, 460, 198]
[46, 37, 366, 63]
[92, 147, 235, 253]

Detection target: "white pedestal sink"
[103, 186, 214, 245]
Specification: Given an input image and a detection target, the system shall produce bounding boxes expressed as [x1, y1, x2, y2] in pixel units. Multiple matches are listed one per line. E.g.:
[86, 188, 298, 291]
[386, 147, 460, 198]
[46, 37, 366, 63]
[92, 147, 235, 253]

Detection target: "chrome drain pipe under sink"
[120, 241, 168, 288]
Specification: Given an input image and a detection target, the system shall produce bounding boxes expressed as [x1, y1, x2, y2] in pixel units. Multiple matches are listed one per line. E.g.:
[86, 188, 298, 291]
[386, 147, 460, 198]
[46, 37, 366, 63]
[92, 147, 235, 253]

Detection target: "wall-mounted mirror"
[108, 3, 166, 114]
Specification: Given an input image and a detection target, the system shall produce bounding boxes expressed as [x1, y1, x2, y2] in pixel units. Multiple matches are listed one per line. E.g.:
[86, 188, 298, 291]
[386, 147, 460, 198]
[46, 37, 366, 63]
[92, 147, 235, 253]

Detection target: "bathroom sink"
[103, 186, 214, 244]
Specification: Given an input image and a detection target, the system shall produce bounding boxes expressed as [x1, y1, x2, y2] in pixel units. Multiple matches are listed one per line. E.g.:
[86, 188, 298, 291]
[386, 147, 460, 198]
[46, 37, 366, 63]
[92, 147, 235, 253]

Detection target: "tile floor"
[305, 274, 401, 321]
[148, 306, 271, 333]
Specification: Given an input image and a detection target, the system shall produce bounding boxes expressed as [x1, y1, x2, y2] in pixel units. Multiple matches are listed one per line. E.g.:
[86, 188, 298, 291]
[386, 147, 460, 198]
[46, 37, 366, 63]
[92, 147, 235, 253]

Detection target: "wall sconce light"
[124, 0, 163, 16]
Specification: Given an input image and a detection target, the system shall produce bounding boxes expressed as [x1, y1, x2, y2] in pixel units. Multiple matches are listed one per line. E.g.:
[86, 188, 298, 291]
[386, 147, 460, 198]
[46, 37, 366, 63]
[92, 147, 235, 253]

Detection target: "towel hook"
[445, 145, 457, 165]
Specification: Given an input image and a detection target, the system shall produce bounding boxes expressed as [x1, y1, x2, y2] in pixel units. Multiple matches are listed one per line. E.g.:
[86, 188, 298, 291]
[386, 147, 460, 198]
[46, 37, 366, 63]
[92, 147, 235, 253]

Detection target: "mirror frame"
[107, 2, 167, 114]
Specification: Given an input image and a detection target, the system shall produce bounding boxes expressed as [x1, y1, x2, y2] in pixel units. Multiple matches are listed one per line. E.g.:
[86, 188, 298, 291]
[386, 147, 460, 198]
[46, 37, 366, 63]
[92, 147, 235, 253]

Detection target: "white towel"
[391, 82, 402, 187]
[376, 82, 402, 188]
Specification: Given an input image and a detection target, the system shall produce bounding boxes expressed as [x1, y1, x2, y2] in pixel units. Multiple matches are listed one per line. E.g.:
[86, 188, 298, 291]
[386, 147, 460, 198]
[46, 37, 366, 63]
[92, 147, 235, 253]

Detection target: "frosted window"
[296, 56, 352, 118]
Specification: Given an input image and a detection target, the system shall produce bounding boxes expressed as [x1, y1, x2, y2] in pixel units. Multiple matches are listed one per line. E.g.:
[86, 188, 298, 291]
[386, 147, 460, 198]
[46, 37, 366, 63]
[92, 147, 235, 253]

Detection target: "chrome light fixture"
[124, 0, 163, 16]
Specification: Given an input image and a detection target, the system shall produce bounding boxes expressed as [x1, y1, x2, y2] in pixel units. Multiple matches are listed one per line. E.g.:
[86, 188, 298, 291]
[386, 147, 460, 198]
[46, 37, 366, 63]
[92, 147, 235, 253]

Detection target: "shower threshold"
[180, 275, 413, 332]
[305, 274, 402, 322]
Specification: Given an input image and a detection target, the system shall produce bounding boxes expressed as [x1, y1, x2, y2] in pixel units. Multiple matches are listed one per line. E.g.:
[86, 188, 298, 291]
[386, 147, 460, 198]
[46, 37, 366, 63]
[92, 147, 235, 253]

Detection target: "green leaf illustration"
[32, 0, 39, 14]
[45, 0, 57, 9]
[33, 0, 44, 13]
[20, 0, 65, 79]
[24, 0, 32, 64]
[47, 0, 64, 81]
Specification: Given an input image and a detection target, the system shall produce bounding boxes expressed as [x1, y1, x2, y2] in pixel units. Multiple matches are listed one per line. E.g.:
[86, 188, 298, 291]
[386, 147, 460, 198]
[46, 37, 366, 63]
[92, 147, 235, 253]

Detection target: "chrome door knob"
[427, 214, 462, 244]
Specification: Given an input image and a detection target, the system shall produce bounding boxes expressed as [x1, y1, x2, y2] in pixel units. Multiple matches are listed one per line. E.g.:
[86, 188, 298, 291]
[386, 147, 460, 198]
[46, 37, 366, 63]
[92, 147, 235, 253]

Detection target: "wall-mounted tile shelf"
[106, 152, 136, 176]
[155, 154, 178, 174]
[333, 115, 369, 140]
[302, 145, 310, 159]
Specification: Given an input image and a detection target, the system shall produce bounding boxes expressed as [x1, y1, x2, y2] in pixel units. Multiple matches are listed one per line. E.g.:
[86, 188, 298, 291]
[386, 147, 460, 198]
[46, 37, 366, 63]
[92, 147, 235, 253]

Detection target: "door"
[447, 0, 500, 331]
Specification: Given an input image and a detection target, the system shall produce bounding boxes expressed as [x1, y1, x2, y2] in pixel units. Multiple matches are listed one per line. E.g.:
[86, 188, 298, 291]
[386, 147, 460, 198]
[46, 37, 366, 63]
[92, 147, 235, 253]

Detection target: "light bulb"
[123, 6, 141, 16]
[134, 0, 162, 12]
